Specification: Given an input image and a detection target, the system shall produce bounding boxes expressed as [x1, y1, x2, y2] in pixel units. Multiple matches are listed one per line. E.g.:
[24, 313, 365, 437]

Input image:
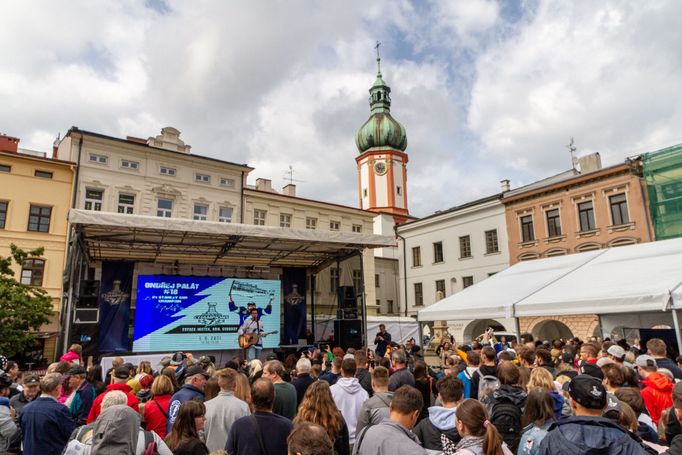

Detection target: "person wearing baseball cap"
[67, 365, 96, 425]
[10, 374, 40, 417]
[166, 365, 208, 435]
[636, 354, 673, 427]
[86, 366, 140, 423]
[538, 375, 651, 454]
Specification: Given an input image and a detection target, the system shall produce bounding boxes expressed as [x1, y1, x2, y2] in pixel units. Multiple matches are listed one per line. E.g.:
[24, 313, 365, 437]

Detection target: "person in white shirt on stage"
[238, 308, 264, 360]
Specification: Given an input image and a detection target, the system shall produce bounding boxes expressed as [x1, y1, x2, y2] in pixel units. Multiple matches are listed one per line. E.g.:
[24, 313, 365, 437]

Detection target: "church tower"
[355, 48, 410, 224]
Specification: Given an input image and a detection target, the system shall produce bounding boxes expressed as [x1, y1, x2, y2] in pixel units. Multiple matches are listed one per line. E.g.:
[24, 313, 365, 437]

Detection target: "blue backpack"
[457, 369, 474, 398]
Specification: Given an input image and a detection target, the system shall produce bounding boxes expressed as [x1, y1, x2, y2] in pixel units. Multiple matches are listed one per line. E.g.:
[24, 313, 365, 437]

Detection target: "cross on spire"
[375, 40, 382, 77]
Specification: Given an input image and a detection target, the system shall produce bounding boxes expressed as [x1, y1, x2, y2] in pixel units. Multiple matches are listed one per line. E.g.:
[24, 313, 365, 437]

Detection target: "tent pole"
[514, 317, 522, 345]
[672, 309, 682, 354]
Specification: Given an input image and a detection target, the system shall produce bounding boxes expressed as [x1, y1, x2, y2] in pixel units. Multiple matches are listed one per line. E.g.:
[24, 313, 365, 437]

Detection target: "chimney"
[0, 135, 20, 153]
[52, 133, 60, 159]
[577, 152, 602, 174]
[500, 179, 510, 192]
[256, 178, 273, 192]
[282, 184, 296, 197]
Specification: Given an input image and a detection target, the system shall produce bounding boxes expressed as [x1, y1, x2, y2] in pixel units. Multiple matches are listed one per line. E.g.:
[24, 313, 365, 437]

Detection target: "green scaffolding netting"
[642, 144, 682, 240]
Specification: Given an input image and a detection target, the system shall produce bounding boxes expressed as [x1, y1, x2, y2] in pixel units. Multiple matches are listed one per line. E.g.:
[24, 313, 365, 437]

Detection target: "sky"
[2, 0, 682, 217]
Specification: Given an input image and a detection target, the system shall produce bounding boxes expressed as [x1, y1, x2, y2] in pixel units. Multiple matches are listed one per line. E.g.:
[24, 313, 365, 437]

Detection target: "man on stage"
[374, 324, 392, 358]
[238, 308, 264, 360]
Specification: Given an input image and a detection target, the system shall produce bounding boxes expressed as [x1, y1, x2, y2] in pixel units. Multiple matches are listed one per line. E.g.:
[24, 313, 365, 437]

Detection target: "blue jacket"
[166, 384, 205, 434]
[69, 380, 96, 425]
[20, 396, 76, 455]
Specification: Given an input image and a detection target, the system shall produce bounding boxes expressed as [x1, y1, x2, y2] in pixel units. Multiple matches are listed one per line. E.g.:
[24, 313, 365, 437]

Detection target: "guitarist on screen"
[238, 308, 264, 360]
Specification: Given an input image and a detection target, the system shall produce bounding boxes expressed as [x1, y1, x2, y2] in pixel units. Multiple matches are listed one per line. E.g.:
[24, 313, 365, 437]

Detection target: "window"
[609, 193, 629, 226]
[195, 173, 210, 183]
[120, 160, 139, 170]
[330, 268, 339, 291]
[160, 166, 176, 177]
[578, 201, 596, 231]
[279, 213, 291, 228]
[219, 207, 233, 223]
[485, 230, 499, 254]
[28, 205, 51, 232]
[329, 220, 340, 231]
[117, 194, 135, 214]
[253, 209, 266, 225]
[387, 300, 394, 313]
[435, 279, 446, 297]
[433, 241, 444, 263]
[414, 283, 423, 306]
[220, 177, 235, 188]
[459, 235, 471, 258]
[0, 201, 7, 229]
[396, 186, 402, 196]
[306, 217, 317, 230]
[157, 198, 173, 217]
[21, 259, 45, 286]
[412, 246, 422, 267]
[193, 204, 208, 221]
[546, 209, 562, 237]
[363, 189, 368, 197]
[0, 164, 10, 173]
[352, 270, 362, 293]
[88, 153, 108, 164]
[375, 274, 380, 288]
[352, 224, 362, 233]
[462, 276, 474, 288]
[84, 189, 103, 211]
[521, 215, 535, 242]
[34, 170, 53, 179]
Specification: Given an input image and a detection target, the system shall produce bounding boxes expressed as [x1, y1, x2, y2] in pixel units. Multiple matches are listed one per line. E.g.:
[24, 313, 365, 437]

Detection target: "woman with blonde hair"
[144, 374, 174, 439]
[233, 372, 252, 410]
[293, 380, 349, 455]
[527, 368, 566, 419]
[442, 398, 512, 455]
[248, 359, 263, 383]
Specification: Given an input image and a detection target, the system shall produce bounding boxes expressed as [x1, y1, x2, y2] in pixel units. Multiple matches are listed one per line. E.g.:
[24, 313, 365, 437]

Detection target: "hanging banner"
[98, 261, 134, 353]
[283, 268, 307, 345]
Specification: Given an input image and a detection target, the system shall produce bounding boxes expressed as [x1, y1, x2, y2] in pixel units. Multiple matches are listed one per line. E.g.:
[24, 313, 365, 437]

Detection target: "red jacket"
[144, 394, 171, 439]
[86, 383, 140, 423]
[641, 372, 673, 425]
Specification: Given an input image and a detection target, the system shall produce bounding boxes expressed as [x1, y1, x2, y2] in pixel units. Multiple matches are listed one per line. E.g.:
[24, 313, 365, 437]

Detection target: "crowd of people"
[1, 330, 682, 454]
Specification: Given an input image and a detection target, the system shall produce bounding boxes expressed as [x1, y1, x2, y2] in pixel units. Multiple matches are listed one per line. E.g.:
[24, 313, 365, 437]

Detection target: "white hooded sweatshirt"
[331, 377, 369, 444]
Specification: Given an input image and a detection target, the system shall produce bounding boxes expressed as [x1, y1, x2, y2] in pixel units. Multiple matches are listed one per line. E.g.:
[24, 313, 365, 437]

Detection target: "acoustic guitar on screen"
[238, 331, 279, 349]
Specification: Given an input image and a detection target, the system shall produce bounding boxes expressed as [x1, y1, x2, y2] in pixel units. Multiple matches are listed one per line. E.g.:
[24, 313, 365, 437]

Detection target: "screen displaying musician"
[238, 307, 264, 360]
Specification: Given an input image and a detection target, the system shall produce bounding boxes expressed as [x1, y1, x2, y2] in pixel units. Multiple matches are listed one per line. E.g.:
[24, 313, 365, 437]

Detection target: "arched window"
[576, 242, 601, 252]
[518, 252, 540, 261]
[608, 237, 637, 247]
[544, 248, 568, 257]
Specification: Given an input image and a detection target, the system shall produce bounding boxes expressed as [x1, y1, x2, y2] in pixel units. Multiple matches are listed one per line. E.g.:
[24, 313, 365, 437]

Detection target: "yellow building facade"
[0, 136, 75, 362]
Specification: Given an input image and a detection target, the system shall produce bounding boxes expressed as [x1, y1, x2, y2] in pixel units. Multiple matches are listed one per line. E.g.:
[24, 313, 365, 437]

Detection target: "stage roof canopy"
[418, 237, 682, 322]
[69, 209, 395, 269]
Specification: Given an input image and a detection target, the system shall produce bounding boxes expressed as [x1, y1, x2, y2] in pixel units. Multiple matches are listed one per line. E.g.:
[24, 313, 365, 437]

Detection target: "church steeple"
[369, 42, 391, 114]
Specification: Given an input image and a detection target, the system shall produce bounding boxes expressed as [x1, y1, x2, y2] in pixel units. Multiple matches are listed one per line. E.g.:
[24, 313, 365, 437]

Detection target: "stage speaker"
[334, 319, 363, 350]
[338, 286, 357, 309]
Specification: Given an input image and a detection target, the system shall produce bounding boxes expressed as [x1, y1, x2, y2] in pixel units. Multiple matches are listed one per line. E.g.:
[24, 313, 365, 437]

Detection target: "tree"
[0, 244, 54, 357]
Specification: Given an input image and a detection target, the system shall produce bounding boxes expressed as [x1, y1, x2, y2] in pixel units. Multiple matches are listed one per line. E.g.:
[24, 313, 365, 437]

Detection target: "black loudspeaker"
[334, 319, 363, 350]
[338, 286, 357, 309]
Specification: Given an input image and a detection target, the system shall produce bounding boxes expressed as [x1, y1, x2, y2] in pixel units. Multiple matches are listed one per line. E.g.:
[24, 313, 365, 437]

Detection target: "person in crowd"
[294, 380, 350, 455]
[90, 404, 172, 455]
[67, 365, 96, 425]
[162, 366, 182, 394]
[233, 372, 252, 409]
[204, 368, 250, 452]
[104, 356, 125, 384]
[20, 373, 76, 455]
[10, 373, 39, 416]
[458, 351, 480, 399]
[606, 345, 627, 366]
[287, 422, 334, 455]
[519, 388, 556, 455]
[471, 346, 498, 400]
[413, 374, 463, 451]
[441, 398, 512, 455]
[0, 372, 19, 454]
[144, 374, 174, 439]
[248, 359, 264, 383]
[614, 386, 659, 443]
[412, 360, 433, 422]
[388, 350, 415, 391]
[4, 362, 20, 398]
[330, 358, 368, 446]
[354, 351, 372, 397]
[354, 385, 426, 455]
[64, 390, 128, 450]
[165, 400, 209, 455]
[262, 360, 297, 420]
[86, 364, 106, 395]
[374, 324, 392, 358]
[602, 364, 625, 394]
[225, 378, 293, 455]
[202, 376, 220, 401]
[647, 338, 682, 380]
[579, 343, 599, 365]
[658, 382, 682, 453]
[319, 357, 342, 386]
[59, 344, 83, 365]
[636, 354, 672, 426]
[291, 357, 315, 406]
[538, 375, 649, 454]
[519, 348, 536, 370]
[167, 365, 208, 434]
[527, 368, 566, 419]
[534, 349, 556, 377]
[87, 365, 140, 423]
[481, 361, 527, 453]
[356, 366, 393, 435]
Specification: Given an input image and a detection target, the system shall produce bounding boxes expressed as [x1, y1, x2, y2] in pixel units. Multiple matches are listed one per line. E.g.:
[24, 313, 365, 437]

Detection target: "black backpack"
[489, 395, 522, 453]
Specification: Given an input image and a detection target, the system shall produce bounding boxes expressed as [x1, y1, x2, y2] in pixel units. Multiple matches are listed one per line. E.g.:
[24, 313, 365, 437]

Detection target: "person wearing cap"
[67, 365, 96, 425]
[607, 345, 627, 365]
[646, 338, 682, 380]
[86, 365, 140, 423]
[166, 365, 208, 435]
[0, 372, 19, 454]
[635, 354, 672, 426]
[538, 375, 650, 455]
[104, 356, 125, 385]
[10, 374, 40, 417]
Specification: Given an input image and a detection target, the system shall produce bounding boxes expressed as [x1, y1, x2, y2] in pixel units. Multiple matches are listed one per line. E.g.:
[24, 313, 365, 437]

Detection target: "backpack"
[458, 369, 473, 399]
[478, 374, 500, 400]
[489, 395, 522, 453]
[142, 431, 160, 455]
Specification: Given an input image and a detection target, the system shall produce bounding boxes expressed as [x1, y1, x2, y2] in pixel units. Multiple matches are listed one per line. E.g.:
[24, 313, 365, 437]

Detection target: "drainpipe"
[394, 227, 408, 317]
[71, 135, 84, 209]
[240, 171, 246, 223]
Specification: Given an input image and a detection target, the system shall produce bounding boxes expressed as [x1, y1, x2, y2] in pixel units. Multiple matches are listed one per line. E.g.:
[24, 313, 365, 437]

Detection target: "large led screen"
[133, 276, 281, 352]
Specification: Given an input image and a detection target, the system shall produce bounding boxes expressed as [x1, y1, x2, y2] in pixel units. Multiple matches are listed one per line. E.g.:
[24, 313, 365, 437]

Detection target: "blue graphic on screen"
[133, 276, 281, 352]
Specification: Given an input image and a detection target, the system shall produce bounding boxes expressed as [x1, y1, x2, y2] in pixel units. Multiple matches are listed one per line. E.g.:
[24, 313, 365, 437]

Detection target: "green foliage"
[0, 244, 54, 357]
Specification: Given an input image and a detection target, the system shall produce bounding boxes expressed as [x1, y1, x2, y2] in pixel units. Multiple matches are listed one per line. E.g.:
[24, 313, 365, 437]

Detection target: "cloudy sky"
[2, 0, 682, 217]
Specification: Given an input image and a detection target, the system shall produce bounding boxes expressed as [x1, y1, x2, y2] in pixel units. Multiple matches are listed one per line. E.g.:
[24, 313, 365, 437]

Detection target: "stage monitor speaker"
[338, 286, 357, 309]
[80, 280, 100, 298]
[334, 319, 363, 350]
